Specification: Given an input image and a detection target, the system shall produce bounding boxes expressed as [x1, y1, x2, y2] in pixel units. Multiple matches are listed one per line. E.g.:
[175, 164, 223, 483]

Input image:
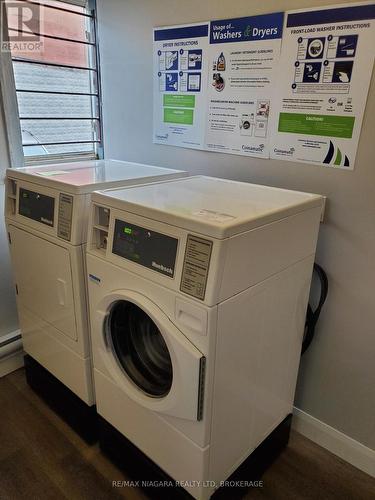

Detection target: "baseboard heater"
[0, 330, 22, 360]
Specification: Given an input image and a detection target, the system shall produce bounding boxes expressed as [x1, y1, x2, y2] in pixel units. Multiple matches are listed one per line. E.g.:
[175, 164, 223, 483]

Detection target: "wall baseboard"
[293, 407, 375, 478]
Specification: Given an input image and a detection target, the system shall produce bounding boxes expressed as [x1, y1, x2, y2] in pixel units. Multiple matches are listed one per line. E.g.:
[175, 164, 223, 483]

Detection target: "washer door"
[108, 301, 173, 398]
[97, 291, 205, 421]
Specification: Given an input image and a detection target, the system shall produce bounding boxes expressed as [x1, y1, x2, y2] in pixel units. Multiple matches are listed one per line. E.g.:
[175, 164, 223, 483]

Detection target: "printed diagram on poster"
[270, 2, 375, 169]
[153, 24, 209, 150]
[205, 13, 283, 158]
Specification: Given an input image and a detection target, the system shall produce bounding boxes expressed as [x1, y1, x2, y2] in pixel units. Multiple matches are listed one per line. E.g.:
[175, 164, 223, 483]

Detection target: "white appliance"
[4, 160, 187, 437]
[86, 176, 323, 498]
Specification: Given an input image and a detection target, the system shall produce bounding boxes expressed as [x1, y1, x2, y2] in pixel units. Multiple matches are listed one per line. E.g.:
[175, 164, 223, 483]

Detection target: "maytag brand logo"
[152, 261, 173, 275]
[242, 144, 264, 153]
[41, 217, 53, 225]
[155, 133, 168, 141]
[274, 147, 295, 157]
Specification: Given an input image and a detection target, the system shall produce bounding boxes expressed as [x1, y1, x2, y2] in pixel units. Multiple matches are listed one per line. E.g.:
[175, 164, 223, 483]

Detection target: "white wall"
[97, 0, 375, 450]
[0, 87, 18, 337]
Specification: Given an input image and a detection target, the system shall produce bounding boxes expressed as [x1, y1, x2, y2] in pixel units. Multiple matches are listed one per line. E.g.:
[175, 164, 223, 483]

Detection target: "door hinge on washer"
[15, 284, 18, 295]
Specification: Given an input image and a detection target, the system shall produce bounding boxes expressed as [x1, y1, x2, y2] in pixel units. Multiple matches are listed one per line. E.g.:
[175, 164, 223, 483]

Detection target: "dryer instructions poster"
[153, 13, 284, 158]
[270, 2, 375, 169]
[153, 23, 209, 150]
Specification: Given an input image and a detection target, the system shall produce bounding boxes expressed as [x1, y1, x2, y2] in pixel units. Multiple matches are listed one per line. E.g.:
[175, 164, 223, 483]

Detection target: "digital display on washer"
[19, 188, 55, 227]
[112, 219, 178, 277]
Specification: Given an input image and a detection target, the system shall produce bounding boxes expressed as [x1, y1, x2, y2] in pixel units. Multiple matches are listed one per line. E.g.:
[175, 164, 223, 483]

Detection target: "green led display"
[124, 227, 132, 235]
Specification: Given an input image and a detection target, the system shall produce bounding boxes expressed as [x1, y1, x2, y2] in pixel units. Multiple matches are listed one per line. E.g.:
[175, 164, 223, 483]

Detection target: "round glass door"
[107, 301, 173, 397]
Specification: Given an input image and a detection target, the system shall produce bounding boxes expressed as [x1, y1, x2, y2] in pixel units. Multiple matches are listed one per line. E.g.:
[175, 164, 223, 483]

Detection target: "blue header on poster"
[287, 4, 375, 28]
[154, 24, 209, 41]
[210, 12, 284, 44]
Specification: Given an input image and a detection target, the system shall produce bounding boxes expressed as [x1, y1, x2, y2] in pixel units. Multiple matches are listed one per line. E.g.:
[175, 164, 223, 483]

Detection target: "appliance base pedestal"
[24, 354, 97, 444]
[98, 413, 292, 499]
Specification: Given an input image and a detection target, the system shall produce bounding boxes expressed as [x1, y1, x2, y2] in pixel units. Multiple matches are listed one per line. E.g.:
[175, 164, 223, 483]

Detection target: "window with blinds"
[5, 0, 102, 163]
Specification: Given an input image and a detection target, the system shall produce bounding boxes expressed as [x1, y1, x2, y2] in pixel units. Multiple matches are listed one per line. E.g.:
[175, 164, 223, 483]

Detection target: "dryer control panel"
[19, 188, 55, 227]
[17, 188, 74, 241]
[5, 177, 87, 245]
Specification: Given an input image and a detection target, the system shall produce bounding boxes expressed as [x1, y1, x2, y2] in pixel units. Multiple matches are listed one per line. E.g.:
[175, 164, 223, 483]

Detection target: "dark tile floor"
[0, 368, 374, 500]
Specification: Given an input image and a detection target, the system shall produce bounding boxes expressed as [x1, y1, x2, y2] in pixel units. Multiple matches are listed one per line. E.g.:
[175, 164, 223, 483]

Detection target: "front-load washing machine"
[86, 176, 324, 497]
[4, 160, 187, 441]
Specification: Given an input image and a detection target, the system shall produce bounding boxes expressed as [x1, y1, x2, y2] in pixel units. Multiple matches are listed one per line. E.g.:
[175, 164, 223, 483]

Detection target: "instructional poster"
[204, 13, 283, 158]
[271, 2, 375, 169]
[153, 3, 375, 168]
[153, 14, 284, 157]
[153, 23, 209, 149]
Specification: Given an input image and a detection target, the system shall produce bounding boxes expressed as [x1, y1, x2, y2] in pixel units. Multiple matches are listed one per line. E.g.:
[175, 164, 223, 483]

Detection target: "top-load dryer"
[4, 160, 187, 440]
[86, 176, 324, 497]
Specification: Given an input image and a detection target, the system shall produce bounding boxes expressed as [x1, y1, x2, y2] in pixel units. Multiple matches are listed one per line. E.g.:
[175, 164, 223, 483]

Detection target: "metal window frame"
[0, 0, 24, 170]
[25, 151, 98, 166]
[12, 57, 97, 73]
[55, 0, 89, 8]
[24, 1, 92, 18]
[6, 0, 103, 165]
[8, 28, 96, 46]
[23, 139, 100, 146]
[16, 89, 98, 96]
[60, 0, 89, 7]
[89, 0, 103, 159]
[20, 117, 100, 120]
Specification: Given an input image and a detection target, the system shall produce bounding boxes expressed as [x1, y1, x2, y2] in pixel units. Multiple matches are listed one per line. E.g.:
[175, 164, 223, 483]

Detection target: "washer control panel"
[180, 235, 213, 300]
[112, 219, 178, 278]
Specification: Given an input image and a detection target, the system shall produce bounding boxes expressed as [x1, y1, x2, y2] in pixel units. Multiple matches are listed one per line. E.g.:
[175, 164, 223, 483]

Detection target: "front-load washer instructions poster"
[204, 13, 284, 158]
[153, 23, 210, 149]
[270, 2, 375, 169]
